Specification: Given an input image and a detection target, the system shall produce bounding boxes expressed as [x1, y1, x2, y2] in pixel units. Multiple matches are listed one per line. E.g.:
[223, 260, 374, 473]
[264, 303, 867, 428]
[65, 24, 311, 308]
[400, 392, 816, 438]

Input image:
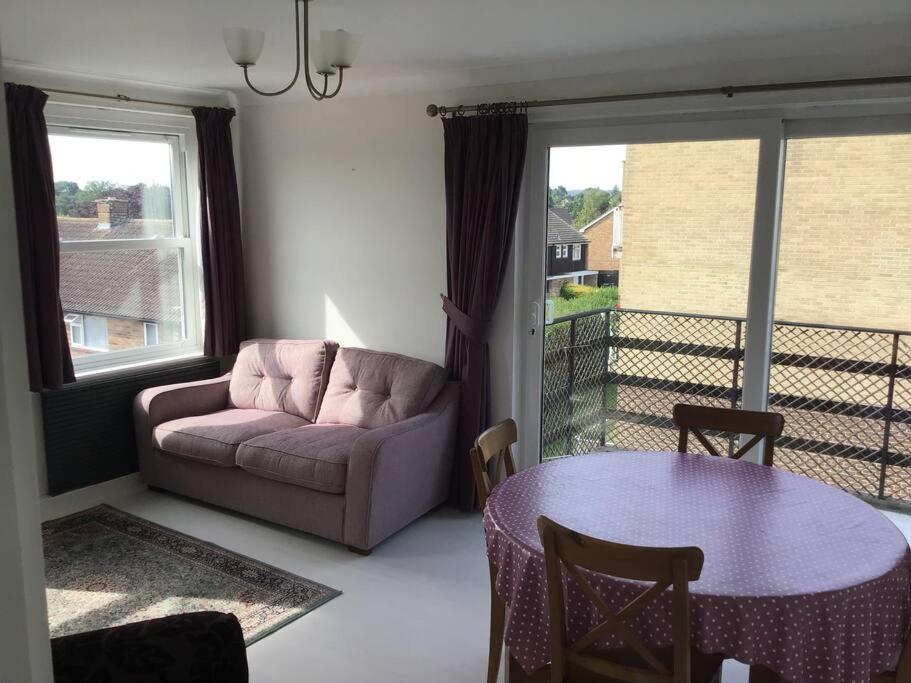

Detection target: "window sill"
[74, 351, 206, 381]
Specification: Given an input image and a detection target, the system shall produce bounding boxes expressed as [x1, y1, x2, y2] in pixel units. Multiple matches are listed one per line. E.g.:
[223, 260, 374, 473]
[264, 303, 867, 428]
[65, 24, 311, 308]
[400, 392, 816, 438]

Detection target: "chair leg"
[487, 562, 506, 683]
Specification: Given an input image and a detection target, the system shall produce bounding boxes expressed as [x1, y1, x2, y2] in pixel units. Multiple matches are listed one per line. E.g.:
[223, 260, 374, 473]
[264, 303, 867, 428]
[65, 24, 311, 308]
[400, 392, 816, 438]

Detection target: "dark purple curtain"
[192, 107, 247, 357]
[5, 83, 75, 391]
[442, 113, 528, 510]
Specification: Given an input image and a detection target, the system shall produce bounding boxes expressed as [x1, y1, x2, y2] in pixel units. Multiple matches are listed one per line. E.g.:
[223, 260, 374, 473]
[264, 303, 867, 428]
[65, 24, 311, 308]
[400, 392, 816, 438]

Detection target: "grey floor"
[83, 488, 911, 683]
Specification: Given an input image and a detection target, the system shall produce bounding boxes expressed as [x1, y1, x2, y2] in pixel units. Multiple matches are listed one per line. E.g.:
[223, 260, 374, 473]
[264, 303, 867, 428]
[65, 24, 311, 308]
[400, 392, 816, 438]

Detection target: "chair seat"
[154, 409, 309, 467]
[236, 424, 366, 494]
[565, 646, 723, 683]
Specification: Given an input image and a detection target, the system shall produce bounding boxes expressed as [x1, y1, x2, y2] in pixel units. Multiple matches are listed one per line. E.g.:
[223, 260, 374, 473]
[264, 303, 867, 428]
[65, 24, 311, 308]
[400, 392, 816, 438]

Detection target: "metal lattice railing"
[542, 307, 911, 506]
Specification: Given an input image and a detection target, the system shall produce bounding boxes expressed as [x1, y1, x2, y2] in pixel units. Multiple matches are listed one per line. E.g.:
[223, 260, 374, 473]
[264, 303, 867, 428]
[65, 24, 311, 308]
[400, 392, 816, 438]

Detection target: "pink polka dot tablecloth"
[483, 451, 911, 683]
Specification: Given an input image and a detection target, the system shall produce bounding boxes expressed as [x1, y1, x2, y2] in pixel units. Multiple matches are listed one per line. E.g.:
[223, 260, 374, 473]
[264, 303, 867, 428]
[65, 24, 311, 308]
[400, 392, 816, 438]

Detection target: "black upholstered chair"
[50, 611, 248, 683]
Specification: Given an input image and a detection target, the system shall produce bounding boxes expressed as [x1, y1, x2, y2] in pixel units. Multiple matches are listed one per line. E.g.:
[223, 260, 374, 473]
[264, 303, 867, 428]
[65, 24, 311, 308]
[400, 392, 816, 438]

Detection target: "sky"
[49, 134, 173, 187]
[549, 144, 626, 191]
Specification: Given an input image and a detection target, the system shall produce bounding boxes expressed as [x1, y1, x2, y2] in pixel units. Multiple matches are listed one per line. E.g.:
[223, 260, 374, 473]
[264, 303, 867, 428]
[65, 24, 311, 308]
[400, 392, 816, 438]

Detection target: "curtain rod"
[39, 86, 204, 111]
[425, 74, 911, 117]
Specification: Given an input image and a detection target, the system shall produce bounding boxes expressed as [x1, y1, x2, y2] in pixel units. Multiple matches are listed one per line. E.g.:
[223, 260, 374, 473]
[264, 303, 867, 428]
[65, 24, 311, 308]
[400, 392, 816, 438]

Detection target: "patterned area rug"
[43, 505, 340, 645]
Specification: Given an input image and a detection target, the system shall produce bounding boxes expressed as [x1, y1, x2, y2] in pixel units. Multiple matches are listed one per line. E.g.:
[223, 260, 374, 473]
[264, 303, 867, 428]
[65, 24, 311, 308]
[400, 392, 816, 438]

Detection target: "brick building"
[616, 135, 911, 330]
[59, 198, 183, 357]
[579, 206, 622, 285]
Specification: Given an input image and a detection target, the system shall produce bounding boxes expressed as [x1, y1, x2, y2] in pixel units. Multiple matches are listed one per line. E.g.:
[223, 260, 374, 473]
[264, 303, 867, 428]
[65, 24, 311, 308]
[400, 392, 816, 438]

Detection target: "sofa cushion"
[154, 409, 309, 467]
[229, 339, 338, 422]
[316, 348, 447, 429]
[236, 424, 366, 494]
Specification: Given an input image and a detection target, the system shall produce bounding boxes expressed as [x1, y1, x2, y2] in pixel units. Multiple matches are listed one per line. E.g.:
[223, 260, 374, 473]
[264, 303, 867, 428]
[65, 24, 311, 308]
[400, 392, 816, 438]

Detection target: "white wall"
[0, 55, 54, 683]
[241, 92, 523, 422]
[241, 93, 449, 364]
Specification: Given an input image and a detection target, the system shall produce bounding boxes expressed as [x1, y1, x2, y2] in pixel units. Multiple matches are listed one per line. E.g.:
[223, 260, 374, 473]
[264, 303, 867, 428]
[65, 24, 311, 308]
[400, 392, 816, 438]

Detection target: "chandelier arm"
[241, 0, 303, 97]
[300, 0, 327, 100]
[322, 67, 345, 99]
[315, 73, 330, 98]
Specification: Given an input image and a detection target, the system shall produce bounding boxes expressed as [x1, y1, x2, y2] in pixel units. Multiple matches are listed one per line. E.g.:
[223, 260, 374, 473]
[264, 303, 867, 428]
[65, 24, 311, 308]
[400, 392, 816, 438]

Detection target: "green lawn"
[552, 285, 618, 319]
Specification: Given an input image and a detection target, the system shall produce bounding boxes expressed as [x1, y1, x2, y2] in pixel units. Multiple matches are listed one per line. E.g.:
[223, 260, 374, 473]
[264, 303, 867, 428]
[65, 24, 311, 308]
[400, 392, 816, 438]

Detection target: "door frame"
[514, 108, 911, 471]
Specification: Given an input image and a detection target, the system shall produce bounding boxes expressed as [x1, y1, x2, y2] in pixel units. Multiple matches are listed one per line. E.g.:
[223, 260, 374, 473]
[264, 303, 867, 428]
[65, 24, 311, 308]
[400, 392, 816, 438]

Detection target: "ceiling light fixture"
[224, 0, 360, 99]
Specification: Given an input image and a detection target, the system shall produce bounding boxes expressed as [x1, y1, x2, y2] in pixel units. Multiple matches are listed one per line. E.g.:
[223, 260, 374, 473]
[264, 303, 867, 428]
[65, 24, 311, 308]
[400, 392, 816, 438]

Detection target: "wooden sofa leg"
[347, 545, 371, 556]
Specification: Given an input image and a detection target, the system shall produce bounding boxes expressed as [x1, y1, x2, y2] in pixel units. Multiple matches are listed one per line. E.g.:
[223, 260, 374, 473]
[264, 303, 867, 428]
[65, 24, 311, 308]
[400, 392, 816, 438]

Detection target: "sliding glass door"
[520, 114, 911, 505]
[768, 125, 911, 504]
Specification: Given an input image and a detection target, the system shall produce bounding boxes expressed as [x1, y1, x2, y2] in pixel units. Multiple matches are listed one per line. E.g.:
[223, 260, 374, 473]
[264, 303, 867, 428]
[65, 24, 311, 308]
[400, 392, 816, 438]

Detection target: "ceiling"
[2, 0, 910, 100]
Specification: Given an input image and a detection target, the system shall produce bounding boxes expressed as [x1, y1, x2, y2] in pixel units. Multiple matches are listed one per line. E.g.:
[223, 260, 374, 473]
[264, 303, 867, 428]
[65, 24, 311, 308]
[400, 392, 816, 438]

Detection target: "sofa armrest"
[344, 381, 459, 551]
[133, 375, 232, 475]
[134, 374, 232, 432]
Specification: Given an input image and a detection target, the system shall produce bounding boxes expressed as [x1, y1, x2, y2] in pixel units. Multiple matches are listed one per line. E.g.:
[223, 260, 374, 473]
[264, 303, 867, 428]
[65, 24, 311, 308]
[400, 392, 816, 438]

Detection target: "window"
[48, 116, 201, 374]
[563, 245, 569, 258]
[144, 322, 159, 346]
[64, 313, 84, 346]
[572, 244, 581, 260]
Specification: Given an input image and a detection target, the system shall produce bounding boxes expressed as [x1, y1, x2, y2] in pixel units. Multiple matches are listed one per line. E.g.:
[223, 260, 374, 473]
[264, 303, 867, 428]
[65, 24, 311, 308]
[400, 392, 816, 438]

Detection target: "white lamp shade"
[309, 39, 337, 76]
[320, 29, 361, 68]
[223, 27, 265, 66]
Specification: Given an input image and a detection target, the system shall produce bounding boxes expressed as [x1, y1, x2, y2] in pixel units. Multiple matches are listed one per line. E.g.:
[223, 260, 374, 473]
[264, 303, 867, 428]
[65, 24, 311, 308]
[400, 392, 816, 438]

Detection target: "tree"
[548, 185, 569, 207]
[54, 181, 79, 216]
[69, 180, 117, 217]
[568, 186, 622, 227]
[141, 184, 172, 220]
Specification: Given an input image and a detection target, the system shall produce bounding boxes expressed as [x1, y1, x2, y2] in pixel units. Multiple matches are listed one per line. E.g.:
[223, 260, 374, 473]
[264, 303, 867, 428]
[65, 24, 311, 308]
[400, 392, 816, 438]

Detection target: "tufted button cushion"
[229, 339, 338, 421]
[236, 424, 366, 494]
[154, 409, 309, 467]
[316, 348, 447, 429]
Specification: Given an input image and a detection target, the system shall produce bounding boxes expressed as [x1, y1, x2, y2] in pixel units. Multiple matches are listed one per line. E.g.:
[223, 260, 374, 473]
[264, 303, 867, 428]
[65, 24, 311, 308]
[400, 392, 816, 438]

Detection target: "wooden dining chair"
[470, 418, 518, 509]
[469, 418, 518, 683]
[537, 515, 723, 683]
[673, 403, 785, 467]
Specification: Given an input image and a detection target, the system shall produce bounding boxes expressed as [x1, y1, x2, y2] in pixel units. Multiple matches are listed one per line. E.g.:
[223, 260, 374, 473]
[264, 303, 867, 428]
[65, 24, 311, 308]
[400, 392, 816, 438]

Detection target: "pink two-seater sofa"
[134, 339, 458, 553]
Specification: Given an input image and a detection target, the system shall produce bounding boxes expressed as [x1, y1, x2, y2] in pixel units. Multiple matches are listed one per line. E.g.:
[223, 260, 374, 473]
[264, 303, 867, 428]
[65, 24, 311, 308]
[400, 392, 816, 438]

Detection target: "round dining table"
[483, 450, 911, 683]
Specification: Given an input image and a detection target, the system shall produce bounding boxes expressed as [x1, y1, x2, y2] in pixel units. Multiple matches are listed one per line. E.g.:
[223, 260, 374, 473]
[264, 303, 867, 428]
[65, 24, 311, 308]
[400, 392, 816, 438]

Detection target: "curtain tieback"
[440, 295, 488, 343]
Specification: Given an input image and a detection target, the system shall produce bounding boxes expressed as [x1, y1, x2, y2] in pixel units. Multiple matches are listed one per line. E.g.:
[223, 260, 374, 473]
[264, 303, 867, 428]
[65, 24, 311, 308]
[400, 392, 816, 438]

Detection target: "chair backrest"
[469, 418, 518, 509]
[672, 403, 784, 466]
[537, 515, 704, 683]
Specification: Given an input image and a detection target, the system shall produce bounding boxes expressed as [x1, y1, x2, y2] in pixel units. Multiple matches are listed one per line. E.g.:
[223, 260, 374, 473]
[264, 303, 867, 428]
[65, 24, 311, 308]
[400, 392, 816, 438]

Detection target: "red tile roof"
[57, 218, 183, 323]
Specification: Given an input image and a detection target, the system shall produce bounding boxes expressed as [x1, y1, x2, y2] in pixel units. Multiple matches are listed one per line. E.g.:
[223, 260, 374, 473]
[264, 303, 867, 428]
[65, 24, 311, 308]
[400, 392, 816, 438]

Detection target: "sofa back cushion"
[229, 339, 338, 421]
[316, 348, 447, 429]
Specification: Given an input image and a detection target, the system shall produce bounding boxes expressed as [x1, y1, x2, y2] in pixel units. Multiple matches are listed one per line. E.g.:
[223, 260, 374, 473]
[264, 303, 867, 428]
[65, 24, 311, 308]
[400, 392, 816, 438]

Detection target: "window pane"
[542, 140, 759, 461]
[60, 248, 186, 358]
[49, 134, 177, 241]
[771, 133, 911, 503]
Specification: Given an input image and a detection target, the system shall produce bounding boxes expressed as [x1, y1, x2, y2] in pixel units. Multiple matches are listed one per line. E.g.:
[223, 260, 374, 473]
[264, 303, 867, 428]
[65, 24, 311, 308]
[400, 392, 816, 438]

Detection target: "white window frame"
[63, 313, 84, 346]
[46, 105, 204, 375]
[516, 103, 911, 471]
[143, 321, 160, 346]
[572, 243, 582, 260]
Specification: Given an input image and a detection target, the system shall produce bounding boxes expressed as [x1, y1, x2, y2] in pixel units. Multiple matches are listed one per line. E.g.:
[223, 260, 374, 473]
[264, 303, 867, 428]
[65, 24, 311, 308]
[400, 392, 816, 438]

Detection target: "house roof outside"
[549, 205, 573, 225]
[58, 216, 174, 241]
[57, 217, 182, 323]
[547, 208, 589, 246]
[579, 205, 621, 233]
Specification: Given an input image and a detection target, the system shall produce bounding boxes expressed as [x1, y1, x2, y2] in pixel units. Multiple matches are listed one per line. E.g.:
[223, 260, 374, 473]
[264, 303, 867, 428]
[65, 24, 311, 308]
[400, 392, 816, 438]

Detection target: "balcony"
[543, 307, 911, 507]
